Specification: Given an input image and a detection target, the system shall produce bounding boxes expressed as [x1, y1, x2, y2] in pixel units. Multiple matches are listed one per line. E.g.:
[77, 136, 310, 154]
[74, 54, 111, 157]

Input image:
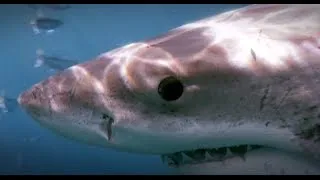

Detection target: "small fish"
[43, 4, 71, 10]
[30, 11, 63, 35]
[0, 90, 18, 114]
[30, 17, 63, 34]
[26, 4, 42, 10]
[34, 49, 78, 71]
[27, 4, 71, 11]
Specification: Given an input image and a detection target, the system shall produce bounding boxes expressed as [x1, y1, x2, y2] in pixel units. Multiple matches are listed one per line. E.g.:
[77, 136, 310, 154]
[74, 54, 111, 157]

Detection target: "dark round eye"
[158, 76, 184, 101]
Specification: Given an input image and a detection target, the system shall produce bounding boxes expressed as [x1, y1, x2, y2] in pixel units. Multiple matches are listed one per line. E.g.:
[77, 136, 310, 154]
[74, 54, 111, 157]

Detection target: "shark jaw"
[112, 120, 320, 175]
[17, 74, 320, 175]
[19, 105, 320, 175]
[161, 144, 263, 167]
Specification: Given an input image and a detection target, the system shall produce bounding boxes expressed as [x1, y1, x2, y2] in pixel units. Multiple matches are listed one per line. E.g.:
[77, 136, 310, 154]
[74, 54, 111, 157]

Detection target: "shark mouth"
[161, 144, 263, 167]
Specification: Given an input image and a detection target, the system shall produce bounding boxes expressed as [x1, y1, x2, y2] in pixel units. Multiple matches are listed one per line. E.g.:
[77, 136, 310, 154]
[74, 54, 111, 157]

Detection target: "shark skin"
[18, 4, 320, 174]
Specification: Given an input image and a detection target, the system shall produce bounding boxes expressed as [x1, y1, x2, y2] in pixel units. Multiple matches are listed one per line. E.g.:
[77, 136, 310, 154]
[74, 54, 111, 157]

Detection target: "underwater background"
[0, 4, 247, 175]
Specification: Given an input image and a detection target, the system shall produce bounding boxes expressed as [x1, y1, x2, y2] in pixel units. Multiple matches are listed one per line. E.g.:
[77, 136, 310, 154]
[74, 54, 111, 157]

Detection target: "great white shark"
[17, 4, 320, 174]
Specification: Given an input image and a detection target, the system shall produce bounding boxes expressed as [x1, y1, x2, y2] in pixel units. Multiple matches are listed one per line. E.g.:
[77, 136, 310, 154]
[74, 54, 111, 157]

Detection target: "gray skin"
[17, 4, 320, 174]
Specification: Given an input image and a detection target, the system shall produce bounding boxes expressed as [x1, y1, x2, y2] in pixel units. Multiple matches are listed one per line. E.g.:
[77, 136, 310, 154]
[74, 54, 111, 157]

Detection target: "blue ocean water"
[0, 4, 246, 175]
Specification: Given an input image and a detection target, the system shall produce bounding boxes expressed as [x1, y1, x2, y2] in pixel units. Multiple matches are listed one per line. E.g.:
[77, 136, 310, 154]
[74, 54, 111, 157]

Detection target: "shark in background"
[17, 4, 320, 174]
[34, 49, 79, 72]
[30, 14, 63, 35]
[27, 4, 71, 11]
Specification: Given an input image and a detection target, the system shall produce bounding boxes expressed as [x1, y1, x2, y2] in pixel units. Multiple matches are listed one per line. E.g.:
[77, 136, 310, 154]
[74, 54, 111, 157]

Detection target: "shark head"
[18, 4, 320, 174]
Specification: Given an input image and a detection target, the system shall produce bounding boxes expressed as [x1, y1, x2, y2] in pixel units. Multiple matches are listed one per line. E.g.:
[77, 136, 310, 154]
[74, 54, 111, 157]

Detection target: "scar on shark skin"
[290, 102, 320, 142]
[293, 104, 319, 116]
[297, 123, 320, 142]
[251, 48, 257, 61]
[274, 88, 291, 112]
[259, 85, 270, 111]
[307, 105, 318, 112]
[271, 88, 292, 127]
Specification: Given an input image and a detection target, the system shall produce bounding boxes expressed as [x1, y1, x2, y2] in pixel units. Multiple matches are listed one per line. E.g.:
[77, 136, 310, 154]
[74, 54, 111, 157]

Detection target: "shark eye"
[158, 76, 184, 101]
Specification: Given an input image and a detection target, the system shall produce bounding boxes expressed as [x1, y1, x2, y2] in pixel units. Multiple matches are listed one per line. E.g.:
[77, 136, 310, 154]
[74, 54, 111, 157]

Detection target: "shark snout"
[18, 84, 51, 118]
[17, 89, 31, 107]
[18, 85, 42, 107]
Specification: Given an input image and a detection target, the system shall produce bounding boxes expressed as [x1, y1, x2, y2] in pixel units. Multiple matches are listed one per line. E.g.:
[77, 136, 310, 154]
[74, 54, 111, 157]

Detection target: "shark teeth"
[181, 152, 194, 162]
[204, 151, 211, 160]
[161, 144, 263, 167]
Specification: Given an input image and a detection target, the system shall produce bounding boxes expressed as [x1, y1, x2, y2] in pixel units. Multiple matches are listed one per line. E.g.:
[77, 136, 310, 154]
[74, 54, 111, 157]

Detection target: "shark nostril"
[32, 91, 37, 99]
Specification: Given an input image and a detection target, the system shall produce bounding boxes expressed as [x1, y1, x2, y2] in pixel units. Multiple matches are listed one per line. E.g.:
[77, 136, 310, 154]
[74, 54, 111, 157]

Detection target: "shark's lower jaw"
[161, 144, 263, 167]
